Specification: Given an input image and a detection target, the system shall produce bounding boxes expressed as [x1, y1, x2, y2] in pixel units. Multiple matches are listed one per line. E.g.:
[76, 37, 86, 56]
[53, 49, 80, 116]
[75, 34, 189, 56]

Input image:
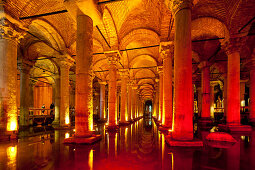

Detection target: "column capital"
[57, 54, 75, 69]
[18, 59, 34, 73]
[119, 68, 129, 77]
[160, 41, 174, 59]
[105, 51, 120, 66]
[157, 66, 163, 74]
[222, 37, 246, 55]
[99, 81, 107, 85]
[0, 17, 26, 42]
[198, 61, 210, 69]
[166, 0, 192, 15]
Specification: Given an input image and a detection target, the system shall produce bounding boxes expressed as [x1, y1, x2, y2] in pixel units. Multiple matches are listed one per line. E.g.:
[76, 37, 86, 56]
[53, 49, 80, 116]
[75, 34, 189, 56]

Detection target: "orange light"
[65, 133, 70, 139]
[89, 113, 93, 131]
[7, 114, 17, 131]
[88, 149, 93, 170]
[7, 145, 17, 166]
[65, 115, 70, 125]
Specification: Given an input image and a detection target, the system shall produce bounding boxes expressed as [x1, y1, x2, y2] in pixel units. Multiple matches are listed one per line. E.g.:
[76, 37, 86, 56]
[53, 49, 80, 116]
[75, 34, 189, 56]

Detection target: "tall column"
[132, 85, 137, 120]
[75, 13, 94, 136]
[99, 81, 106, 120]
[240, 81, 246, 109]
[170, 0, 193, 140]
[155, 79, 159, 120]
[52, 75, 60, 126]
[210, 84, 215, 118]
[0, 16, 21, 136]
[197, 87, 202, 117]
[18, 60, 33, 128]
[158, 66, 163, 123]
[107, 54, 119, 129]
[119, 69, 128, 124]
[200, 61, 211, 119]
[128, 81, 132, 121]
[225, 39, 241, 125]
[59, 57, 74, 127]
[250, 62, 255, 124]
[223, 74, 227, 117]
[161, 43, 173, 129]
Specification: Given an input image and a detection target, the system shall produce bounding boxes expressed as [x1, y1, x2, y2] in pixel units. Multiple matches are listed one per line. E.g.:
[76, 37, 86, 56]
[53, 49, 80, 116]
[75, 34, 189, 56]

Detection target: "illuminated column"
[225, 38, 241, 125]
[52, 75, 60, 126]
[240, 81, 246, 108]
[223, 74, 227, 117]
[107, 54, 119, 128]
[128, 81, 132, 121]
[161, 43, 173, 128]
[75, 12, 94, 136]
[170, 0, 193, 140]
[132, 85, 137, 120]
[19, 60, 33, 128]
[0, 17, 21, 134]
[59, 56, 74, 127]
[210, 83, 215, 118]
[155, 79, 159, 120]
[158, 66, 163, 123]
[99, 81, 107, 120]
[197, 87, 202, 117]
[119, 69, 128, 123]
[199, 61, 211, 119]
[250, 61, 255, 124]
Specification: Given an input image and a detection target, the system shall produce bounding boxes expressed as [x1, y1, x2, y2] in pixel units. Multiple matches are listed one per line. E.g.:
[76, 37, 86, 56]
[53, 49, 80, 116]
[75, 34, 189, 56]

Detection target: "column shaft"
[250, 69, 255, 121]
[201, 66, 210, 118]
[159, 72, 163, 122]
[75, 13, 93, 135]
[163, 52, 173, 128]
[173, 3, 193, 140]
[120, 75, 128, 122]
[128, 83, 132, 120]
[227, 51, 240, 125]
[108, 63, 117, 127]
[99, 83, 106, 120]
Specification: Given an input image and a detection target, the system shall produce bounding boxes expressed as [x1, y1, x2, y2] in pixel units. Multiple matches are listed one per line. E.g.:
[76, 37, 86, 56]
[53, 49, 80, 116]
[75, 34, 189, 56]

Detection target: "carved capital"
[157, 66, 163, 74]
[0, 18, 24, 42]
[119, 68, 129, 77]
[198, 61, 210, 69]
[166, 0, 192, 15]
[57, 54, 75, 69]
[222, 37, 246, 55]
[105, 51, 120, 66]
[18, 59, 33, 73]
[99, 81, 107, 85]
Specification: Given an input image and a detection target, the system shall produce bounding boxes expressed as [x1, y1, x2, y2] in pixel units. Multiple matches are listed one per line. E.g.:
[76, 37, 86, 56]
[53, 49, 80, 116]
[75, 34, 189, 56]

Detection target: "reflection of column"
[158, 67, 163, 122]
[170, 0, 193, 140]
[99, 81, 106, 120]
[200, 61, 211, 119]
[52, 76, 60, 126]
[128, 81, 132, 121]
[119, 69, 128, 123]
[19, 60, 33, 128]
[161, 44, 173, 128]
[107, 54, 119, 128]
[250, 64, 255, 123]
[59, 57, 74, 127]
[0, 17, 21, 134]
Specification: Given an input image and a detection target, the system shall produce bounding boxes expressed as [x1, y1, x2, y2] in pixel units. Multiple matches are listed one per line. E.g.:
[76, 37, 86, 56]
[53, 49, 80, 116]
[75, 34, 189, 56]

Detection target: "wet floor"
[1, 118, 255, 170]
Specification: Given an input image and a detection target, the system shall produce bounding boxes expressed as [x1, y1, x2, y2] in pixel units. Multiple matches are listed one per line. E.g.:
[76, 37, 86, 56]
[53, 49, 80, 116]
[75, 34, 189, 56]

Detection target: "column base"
[159, 125, 171, 132]
[218, 124, 252, 132]
[52, 120, 60, 127]
[205, 132, 236, 148]
[0, 130, 17, 141]
[198, 117, 213, 129]
[165, 135, 203, 147]
[64, 134, 102, 144]
[107, 125, 119, 132]
[119, 121, 130, 126]
[53, 124, 72, 130]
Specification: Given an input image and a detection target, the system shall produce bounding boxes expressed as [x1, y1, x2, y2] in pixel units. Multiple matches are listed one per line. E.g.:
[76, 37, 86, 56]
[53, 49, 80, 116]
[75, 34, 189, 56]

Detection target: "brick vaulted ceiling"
[4, 0, 255, 100]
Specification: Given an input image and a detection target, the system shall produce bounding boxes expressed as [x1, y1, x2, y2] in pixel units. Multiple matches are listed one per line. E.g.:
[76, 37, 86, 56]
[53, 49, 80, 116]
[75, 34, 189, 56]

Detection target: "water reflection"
[1, 118, 255, 169]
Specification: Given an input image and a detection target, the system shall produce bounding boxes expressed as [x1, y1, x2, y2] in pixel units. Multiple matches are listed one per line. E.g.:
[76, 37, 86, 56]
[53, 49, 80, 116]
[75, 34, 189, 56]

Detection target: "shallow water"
[0, 118, 255, 170]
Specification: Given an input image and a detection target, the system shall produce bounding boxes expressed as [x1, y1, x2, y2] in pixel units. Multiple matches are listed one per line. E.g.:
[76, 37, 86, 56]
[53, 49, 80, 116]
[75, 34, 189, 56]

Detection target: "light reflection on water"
[0, 118, 255, 169]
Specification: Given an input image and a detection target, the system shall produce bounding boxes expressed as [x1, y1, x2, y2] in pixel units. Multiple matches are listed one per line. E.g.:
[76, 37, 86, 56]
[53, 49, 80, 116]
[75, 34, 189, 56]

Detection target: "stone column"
[225, 39, 241, 126]
[161, 43, 173, 129]
[158, 66, 163, 123]
[52, 75, 60, 126]
[197, 87, 202, 117]
[0, 17, 21, 136]
[210, 84, 215, 118]
[107, 54, 119, 129]
[169, 0, 194, 140]
[59, 57, 74, 127]
[250, 63, 255, 124]
[74, 13, 94, 136]
[223, 74, 227, 117]
[240, 80, 246, 110]
[132, 85, 137, 120]
[18, 60, 33, 129]
[99, 81, 107, 120]
[127, 81, 132, 121]
[119, 69, 129, 124]
[199, 61, 212, 122]
[155, 79, 159, 120]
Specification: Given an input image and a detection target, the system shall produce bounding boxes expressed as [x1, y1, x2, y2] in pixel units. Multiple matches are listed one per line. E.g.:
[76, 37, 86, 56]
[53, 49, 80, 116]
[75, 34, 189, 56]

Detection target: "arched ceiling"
[5, 0, 255, 101]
